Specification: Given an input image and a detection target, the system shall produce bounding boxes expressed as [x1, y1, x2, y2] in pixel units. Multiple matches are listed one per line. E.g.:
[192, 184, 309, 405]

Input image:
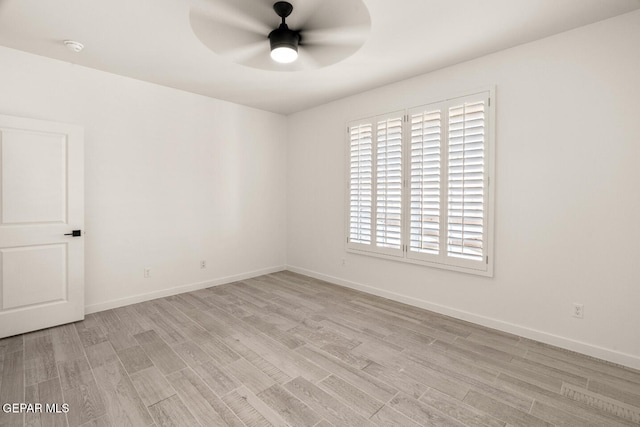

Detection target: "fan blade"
[218, 41, 266, 64]
[301, 43, 362, 67]
[191, 0, 273, 35]
[293, 47, 321, 70]
[295, 0, 370, 32]
[190, 8, 267, 55]
[289, 0, 370, 67]
[240, 52, 280, 71]
[301, 25, 369, 48]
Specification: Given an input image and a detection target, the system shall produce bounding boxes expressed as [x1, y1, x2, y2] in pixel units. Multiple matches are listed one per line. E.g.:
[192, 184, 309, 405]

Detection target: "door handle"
[64, 230, 82, 237]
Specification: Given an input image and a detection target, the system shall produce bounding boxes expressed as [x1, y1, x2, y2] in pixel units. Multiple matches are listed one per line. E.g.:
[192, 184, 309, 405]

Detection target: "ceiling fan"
[268, 2, 301, 64]
[189, 0, 370, 71]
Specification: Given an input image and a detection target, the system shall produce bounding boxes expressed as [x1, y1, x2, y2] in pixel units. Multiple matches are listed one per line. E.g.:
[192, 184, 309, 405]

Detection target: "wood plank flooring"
[1, 271, 639, 426]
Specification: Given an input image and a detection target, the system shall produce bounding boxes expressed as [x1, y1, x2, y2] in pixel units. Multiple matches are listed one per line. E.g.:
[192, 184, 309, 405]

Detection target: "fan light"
[269, 2, 299, 64]
[271, 46, 298, 63]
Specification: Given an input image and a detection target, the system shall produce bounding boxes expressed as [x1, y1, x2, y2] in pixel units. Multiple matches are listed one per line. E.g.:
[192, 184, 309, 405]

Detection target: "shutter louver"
[447, 100, 485, 261]
[376, 117, 403, 249]
[349, 123, 373, 245]
[409, 109, 441, 255]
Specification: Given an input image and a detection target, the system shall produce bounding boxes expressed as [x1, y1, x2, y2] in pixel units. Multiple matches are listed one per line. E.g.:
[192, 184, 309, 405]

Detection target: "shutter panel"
[349, 123, 373, 245]
[375, 116, 403, 250]
[447, 99, 486, 261]
[409, 108, 442, 256]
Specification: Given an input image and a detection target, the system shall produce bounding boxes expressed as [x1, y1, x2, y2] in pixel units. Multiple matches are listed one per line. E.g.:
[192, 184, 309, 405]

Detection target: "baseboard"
[85, 265, 286, 314]
[286, 265, 640, 371]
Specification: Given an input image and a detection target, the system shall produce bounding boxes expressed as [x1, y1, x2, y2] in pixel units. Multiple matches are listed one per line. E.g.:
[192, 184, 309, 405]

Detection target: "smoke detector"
[64, 40, 84, 53]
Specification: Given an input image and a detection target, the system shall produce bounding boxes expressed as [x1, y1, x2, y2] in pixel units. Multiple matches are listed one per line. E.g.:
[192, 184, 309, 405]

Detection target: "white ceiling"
[0, 0, 638, 115]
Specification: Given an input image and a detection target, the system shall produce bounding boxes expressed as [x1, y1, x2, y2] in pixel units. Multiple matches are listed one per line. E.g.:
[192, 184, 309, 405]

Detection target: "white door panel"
[1, 129, 67, 224]
[0, 114, 84, 338]
[1, 244, 67, 309]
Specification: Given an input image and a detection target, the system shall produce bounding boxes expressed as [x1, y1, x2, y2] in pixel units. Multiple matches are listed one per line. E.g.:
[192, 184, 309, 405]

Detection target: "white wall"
[0, 46, 288, 311]
[287, 11, 640, 368]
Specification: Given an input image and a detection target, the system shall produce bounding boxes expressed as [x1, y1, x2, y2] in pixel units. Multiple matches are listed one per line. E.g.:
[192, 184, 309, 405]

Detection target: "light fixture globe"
[270, 46, 298, 63]
[268, 1, 300, 64]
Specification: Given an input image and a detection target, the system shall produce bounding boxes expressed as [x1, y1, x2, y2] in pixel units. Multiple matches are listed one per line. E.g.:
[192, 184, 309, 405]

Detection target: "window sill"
[346, 246, 494, 277]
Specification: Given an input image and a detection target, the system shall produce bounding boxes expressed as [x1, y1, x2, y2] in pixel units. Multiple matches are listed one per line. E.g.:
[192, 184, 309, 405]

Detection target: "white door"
[0, 114, 84, 338]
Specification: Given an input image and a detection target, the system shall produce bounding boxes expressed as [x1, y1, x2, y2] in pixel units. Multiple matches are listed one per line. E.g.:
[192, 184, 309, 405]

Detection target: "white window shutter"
[348, 123, 373, 247]
[447, 98, 486, 262]
[346, 89, 493, 276]
[375, 116, 403, 252]
[408, 106, 443, 259]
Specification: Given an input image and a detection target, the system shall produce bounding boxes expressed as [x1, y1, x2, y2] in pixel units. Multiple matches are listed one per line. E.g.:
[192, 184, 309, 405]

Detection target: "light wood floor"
[1, 271, 639, 427]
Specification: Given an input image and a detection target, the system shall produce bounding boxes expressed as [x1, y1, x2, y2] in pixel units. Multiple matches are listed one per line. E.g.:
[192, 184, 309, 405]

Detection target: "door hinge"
[488, 98, 491, 107]
[486, 255, 489, 264]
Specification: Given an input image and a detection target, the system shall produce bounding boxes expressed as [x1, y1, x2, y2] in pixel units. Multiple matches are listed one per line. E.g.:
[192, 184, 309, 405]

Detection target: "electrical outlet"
[200, 260, 207, 269]
[341, 258, 346, 266]
[572, 303, 584, 319]
[144, 267, 151, 278]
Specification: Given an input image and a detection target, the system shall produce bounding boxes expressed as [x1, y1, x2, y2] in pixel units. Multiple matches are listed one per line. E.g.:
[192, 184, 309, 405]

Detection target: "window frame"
[345, 88, 495, 277]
